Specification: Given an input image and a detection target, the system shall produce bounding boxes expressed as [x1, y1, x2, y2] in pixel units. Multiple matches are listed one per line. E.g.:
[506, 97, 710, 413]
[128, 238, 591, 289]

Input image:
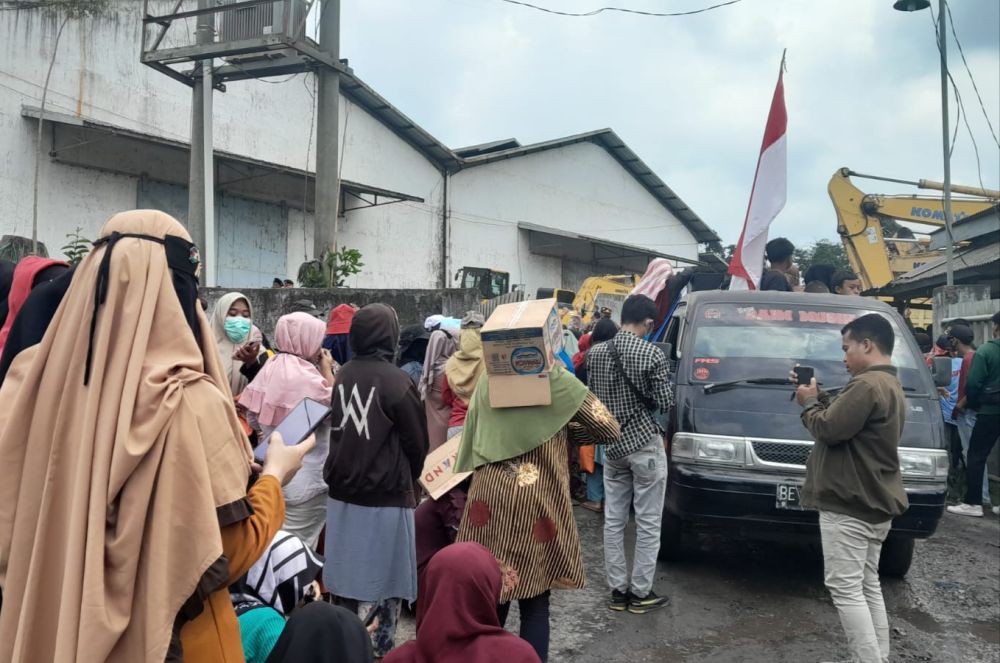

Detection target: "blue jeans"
[586, 463, 605, 502]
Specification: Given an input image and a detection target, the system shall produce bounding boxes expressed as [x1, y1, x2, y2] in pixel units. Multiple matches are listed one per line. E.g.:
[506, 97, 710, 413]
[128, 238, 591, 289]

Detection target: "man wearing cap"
[929, 335, 962, 469]
[947, 323, 993, 513]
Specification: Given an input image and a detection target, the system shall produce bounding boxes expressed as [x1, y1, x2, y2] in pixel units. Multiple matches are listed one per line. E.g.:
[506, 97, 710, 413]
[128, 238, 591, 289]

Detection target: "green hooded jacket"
[967, 338, 1000, 415]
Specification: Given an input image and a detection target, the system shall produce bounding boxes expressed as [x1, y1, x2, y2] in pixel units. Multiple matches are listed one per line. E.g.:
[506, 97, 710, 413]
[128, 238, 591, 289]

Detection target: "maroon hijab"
[384, 543, 541, 663]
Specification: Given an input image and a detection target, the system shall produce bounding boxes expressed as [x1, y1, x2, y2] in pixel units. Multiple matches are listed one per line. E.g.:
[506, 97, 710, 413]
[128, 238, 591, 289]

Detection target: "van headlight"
[898, 448, 949, 479]
[672, 434, 746, 467]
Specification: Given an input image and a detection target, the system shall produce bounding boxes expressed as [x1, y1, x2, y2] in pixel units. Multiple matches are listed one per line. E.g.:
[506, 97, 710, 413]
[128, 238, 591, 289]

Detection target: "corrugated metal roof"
[338, 74, 463, 172]
[892, 241, 999, 285]
[314, 76, 720, 245]
[459, 129, 720, 244]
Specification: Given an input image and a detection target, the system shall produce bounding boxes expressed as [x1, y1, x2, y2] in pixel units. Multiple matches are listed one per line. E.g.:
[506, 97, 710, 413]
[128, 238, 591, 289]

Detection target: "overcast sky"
[335, 0, 999, 249]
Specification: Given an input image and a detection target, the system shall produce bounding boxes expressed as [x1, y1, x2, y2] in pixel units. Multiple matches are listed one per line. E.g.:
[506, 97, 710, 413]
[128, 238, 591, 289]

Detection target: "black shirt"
[760, 269, 792, 292]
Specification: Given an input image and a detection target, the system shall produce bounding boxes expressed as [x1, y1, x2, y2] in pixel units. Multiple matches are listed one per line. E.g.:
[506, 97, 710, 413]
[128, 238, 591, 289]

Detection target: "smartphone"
[254, 398, 332, 462]
[794, 366, 815, 386]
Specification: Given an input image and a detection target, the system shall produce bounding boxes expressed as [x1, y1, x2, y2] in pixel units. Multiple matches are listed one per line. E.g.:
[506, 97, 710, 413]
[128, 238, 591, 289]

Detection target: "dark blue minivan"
[659, 291, 949, 576]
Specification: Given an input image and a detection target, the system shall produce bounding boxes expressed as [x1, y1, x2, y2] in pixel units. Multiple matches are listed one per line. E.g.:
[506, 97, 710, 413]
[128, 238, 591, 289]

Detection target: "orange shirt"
[180, 475, 285, 663]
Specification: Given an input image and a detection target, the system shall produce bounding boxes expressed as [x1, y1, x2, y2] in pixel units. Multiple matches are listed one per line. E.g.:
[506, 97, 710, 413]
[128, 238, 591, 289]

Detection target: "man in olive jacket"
[795, 313, 908, 663]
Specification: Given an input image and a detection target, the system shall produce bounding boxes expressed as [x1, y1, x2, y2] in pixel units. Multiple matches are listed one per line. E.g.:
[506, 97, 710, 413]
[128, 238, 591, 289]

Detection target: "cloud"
[340, 0, 999, 248]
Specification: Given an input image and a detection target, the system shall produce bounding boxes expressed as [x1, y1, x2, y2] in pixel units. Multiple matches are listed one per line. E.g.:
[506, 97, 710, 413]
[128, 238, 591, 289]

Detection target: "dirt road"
[524, 508, 999, 662]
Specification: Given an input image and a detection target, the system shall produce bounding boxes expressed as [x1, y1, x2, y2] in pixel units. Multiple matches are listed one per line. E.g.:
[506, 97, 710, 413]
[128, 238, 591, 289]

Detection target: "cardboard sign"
[419, 434, 472, 500]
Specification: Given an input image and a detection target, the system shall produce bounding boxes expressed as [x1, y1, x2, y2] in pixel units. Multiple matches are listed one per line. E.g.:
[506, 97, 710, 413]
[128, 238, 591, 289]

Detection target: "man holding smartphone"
[793, 313, 908, 663]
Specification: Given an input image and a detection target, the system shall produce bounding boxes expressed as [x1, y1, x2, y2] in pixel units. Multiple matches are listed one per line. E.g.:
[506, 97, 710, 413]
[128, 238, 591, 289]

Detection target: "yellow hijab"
[445, 327, 485, 402]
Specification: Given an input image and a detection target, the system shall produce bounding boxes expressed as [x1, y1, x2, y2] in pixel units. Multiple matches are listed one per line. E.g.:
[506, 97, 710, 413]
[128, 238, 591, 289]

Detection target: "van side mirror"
[654, 342, 672, 358]
[931, 356, 953, 388]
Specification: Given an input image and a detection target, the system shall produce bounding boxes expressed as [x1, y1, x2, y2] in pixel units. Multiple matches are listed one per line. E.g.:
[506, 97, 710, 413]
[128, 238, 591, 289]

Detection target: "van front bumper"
[666, 463, 945, 539]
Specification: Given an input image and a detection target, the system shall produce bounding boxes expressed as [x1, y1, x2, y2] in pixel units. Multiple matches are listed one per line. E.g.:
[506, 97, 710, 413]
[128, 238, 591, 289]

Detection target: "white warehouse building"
[0, 2, 718, 293]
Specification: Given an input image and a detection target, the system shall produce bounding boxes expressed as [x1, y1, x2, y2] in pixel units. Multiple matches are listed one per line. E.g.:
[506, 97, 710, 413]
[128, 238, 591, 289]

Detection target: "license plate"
[775, 483, 804, 510]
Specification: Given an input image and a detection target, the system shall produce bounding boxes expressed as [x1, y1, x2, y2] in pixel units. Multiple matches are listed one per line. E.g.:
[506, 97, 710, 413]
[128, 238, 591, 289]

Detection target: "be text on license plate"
[775, 483, 804, 510]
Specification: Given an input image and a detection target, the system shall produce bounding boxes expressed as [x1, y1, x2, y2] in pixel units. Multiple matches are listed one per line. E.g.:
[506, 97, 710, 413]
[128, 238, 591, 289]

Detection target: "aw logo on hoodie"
[337, 384, 376, 440]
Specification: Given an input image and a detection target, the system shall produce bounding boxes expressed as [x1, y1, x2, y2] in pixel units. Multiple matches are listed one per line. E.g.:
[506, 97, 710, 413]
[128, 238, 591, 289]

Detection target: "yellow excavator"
[537, 275, 639, 328]
[829, 168, 999, 293]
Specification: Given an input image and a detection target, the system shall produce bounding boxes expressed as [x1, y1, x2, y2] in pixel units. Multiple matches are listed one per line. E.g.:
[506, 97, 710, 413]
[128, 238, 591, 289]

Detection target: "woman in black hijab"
[266, 602, 373, 663]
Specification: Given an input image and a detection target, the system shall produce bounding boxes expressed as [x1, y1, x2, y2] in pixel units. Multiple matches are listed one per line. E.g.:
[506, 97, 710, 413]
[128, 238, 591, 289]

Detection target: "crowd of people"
[0, 210, 997, 663]
[0, 211, 677, 663]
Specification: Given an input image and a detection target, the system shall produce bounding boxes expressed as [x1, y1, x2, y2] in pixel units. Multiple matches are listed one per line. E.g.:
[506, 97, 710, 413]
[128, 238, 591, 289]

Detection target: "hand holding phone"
[262, 431, 317, 486]
[254, 398, 332, 463]
[234, 341, 261, 365]
[794, 366, 815, 386]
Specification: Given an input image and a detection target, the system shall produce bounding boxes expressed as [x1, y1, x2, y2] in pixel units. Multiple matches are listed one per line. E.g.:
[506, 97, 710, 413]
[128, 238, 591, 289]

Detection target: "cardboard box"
[418, 434, 472, 500]
[481, 299, 563, 377]
[487, 373, 553, 408]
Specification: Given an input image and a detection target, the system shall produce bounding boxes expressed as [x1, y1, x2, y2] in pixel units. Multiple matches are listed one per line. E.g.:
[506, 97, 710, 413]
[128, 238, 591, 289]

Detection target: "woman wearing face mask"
[212, 292, 264, 396]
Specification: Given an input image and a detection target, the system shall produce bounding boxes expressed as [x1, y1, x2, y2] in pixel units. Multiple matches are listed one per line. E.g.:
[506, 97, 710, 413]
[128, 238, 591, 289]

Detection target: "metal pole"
[938, 0, 955, 286]
[313, 0, 341, 261]
[202, 60, 216, 287]
[188, 0, 212, 277]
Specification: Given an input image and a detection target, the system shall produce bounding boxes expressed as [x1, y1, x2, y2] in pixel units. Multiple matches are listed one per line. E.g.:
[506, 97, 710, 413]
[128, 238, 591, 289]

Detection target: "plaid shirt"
[586, 331, 674, 460]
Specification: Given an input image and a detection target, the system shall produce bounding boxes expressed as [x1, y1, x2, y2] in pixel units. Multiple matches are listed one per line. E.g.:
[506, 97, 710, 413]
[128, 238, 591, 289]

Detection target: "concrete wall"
[448, 141, 701, 294]
[201, 286, 480, 338]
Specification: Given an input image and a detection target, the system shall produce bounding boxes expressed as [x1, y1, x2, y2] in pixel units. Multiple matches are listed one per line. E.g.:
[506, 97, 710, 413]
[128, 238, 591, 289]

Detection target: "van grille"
[751, 441, 812, 466]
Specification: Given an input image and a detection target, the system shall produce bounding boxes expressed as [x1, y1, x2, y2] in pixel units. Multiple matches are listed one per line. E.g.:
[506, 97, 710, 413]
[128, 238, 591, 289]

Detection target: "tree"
[60, 227, 92, 265]
[297, 247, 365, 288]
[794, 239, 850, 279]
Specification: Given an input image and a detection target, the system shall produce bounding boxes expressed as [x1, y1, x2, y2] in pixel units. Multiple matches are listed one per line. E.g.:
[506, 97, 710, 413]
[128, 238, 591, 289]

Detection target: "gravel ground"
[397, 507, 1000, 662]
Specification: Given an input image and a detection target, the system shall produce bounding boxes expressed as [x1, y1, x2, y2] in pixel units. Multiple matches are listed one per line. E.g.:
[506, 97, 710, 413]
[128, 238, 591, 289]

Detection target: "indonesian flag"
[728, 62, 787, 290]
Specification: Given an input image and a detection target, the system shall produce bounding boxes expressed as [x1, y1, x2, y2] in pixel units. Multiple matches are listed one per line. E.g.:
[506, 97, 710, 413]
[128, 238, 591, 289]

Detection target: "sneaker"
[627, 591, 670, 614]
[580, 500, 603, 513]
[993, 506, 1000, 516]
[947, 503, 984, 517]
[608, 589, 630, 611]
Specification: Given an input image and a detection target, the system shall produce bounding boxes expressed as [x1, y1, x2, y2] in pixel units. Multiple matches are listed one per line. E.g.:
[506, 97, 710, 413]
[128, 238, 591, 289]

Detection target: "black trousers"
[964, 413, 1000, 506]
[498, 591, 551, 662]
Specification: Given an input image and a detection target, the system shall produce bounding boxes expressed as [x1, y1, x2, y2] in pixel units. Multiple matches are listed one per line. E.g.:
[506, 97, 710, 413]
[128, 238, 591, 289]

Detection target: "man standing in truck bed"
[794, 313, 909, 663]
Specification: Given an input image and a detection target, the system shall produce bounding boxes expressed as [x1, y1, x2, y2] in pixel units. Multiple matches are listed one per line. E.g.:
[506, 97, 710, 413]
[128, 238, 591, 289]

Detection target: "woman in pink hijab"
[240, 312, 335, 547]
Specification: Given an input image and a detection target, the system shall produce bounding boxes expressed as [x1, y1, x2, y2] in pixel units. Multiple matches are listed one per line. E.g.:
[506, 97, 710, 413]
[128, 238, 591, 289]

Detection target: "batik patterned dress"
[457, 393, 620, 602]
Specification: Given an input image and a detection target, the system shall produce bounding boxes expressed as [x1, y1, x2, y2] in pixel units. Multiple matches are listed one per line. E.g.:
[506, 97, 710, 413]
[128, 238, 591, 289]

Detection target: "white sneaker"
[993, 506, 999, 516]
[947, 503, 984, 517]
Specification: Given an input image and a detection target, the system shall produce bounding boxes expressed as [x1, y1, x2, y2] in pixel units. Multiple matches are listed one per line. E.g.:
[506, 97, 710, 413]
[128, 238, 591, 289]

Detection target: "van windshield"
[687, 303, 924, 392]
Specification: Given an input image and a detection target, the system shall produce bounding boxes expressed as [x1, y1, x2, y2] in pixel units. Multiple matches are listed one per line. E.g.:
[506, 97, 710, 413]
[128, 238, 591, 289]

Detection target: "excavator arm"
[829, 168, 998, 291]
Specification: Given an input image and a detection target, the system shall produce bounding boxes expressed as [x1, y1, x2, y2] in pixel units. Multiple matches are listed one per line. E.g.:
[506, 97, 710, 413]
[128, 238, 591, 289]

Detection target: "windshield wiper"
[825, 384, 918, 394]
[702, 377, 792, 394]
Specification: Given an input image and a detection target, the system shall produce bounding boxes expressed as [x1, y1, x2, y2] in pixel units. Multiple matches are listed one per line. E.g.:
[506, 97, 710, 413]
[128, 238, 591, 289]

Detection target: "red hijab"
[326, 303, 357, 335]
[384, 543, 541, 663]
[572, 332, 592, 372]
[0, 257, 69, 356]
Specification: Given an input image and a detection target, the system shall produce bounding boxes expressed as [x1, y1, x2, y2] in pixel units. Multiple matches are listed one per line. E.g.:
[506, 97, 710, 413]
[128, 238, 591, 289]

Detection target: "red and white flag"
[728, 59, 787, 290]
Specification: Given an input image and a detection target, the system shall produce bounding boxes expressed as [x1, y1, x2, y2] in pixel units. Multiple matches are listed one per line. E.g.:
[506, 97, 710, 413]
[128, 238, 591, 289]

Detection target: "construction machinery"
[537, 274, 639, 327]
[455, 267, 512, 302]
[829, 168, 999, 292]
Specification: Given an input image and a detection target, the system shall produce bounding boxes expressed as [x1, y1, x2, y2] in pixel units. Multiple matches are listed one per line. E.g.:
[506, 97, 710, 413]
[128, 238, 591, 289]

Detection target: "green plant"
[61, 227, 92, 265]
[297, 247, 365, 288]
